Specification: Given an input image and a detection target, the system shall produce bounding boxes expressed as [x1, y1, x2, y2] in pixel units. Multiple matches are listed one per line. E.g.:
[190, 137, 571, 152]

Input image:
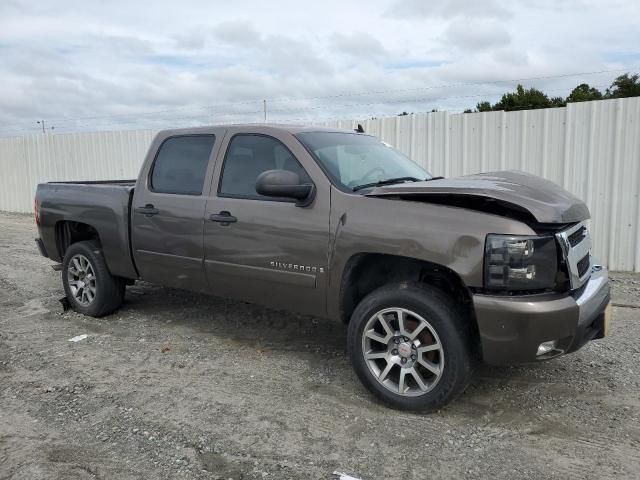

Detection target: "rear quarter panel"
[37, 183, 137, 279]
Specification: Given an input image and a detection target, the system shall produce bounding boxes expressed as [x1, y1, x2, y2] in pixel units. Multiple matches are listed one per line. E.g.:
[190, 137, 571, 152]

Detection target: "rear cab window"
[150, 135, 216, 195]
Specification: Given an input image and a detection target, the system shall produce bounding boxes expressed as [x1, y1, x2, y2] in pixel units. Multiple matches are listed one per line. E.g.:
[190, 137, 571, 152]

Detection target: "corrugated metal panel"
[0, 129, 157, 216]
[1, 98, 639, 271]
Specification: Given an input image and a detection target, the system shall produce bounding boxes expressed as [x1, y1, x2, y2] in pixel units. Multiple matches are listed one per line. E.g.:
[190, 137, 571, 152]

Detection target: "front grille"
[556, 222, 592, 289]
[568, 226, 587, 247]
[577, 254, 590, 277]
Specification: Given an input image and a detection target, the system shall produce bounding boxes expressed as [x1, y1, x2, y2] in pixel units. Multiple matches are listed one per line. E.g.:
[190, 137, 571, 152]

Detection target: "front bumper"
[473, 264, 610, 365]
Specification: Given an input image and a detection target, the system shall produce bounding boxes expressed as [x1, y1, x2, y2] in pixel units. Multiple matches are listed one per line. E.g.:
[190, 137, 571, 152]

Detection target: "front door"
[131, 132, 223, 292]
[203, 128, 331, 316]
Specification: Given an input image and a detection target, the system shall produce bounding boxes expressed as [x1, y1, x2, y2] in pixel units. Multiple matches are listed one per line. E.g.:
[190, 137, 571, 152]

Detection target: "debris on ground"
[333, 471, 363, 480]
[68, 334, 88, 342]
[59, 296, 70, 311]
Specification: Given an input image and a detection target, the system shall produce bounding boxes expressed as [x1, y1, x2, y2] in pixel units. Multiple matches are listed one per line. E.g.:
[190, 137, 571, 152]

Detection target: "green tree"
[605, 73, 640, 98]
[463, 73, 639, 112]
[493, 84, 556, 111]
[566, 83, 603, 103]
[476, 101, 492, 112]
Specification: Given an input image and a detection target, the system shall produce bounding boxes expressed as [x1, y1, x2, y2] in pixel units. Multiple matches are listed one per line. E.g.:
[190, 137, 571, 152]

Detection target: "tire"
[348, 282, 474, 412]
[62, 240, 125, 317]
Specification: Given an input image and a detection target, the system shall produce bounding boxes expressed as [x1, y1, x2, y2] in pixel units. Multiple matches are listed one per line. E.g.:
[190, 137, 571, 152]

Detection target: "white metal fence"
[1, 98, 639, 271]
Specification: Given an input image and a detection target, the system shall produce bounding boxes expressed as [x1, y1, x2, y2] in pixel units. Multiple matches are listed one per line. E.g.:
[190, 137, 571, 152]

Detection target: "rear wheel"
[348, 282, 474, 411]
[62, 240, 125, 317]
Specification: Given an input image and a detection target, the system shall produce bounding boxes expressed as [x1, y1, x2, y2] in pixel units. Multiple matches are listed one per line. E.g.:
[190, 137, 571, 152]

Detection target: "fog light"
[536, 340, 557, 356]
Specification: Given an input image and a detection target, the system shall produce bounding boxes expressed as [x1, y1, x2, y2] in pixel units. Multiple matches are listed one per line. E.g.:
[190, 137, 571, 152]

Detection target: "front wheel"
[348, 283, 474, 411]
[62, 240, 125, 317]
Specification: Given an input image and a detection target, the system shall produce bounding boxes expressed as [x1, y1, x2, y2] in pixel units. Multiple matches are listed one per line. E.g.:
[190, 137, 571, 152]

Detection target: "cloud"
[330, 32, 388, 59]
[173, 31, 207, 50]
[390, 0, 512, 20]
[211, 21, 332, 75]
[260, 35, 333, 76]
[443, 19, 511, 51]
[0, 0, 637, 135]
[213, 20, 262, 47]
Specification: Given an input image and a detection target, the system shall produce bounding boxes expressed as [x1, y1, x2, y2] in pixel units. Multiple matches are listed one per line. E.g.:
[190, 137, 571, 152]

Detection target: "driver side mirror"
[255, 169, 316, 207]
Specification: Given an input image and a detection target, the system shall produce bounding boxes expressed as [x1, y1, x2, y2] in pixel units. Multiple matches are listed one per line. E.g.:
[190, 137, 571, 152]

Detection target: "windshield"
[296, 132, 431, 191]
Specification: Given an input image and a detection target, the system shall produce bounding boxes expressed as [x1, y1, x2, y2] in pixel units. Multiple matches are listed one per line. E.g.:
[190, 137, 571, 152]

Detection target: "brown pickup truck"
[35, 124, 611, 411]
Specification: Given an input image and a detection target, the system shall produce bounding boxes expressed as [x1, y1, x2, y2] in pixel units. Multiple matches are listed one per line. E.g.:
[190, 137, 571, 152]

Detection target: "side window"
[219, 134, 311, 199]
[150, 135, 216, 195]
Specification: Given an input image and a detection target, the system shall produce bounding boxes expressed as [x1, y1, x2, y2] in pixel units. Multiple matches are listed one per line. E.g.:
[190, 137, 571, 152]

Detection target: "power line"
[0, 109, 265, 135]
[265, 68, 631, 103]
[265, 85, 610, 114]
[0, 67, 633, 131]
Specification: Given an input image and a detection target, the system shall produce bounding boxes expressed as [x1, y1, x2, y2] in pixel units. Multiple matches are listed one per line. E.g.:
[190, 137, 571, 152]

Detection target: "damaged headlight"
[484, 234, 558, 291]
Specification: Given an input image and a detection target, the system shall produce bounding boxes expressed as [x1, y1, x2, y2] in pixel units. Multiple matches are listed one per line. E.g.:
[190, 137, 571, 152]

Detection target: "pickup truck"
[35, 124, 611, 411]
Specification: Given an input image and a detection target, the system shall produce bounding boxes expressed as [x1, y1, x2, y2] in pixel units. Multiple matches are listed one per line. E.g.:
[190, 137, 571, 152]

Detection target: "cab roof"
[157, 123, 365, 136]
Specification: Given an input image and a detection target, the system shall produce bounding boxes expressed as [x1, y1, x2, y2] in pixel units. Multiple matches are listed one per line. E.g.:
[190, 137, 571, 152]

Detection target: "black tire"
[62, 240, 125, 317]
[348, 282, 474, 412]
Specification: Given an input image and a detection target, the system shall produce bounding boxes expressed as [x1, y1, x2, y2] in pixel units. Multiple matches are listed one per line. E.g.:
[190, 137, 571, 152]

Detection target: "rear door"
[131, 129, 225, 291]
[203, 126, 331, 316]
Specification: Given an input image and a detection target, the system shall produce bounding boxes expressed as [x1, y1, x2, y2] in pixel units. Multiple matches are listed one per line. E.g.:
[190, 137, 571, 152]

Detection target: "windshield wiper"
[352, 176, 424, 192]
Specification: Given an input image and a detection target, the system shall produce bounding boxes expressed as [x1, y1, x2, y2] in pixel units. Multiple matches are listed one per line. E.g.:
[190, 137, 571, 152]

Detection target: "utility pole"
[263, 99, 267, 122]
[37, 120, 54, 134]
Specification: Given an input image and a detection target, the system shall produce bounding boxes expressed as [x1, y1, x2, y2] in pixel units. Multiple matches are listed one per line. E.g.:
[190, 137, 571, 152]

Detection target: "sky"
[0, 0, 638, 136]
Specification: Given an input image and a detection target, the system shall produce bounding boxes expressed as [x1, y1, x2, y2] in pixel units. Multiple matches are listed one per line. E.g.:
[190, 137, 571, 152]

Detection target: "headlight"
[484, 234, 558, 291]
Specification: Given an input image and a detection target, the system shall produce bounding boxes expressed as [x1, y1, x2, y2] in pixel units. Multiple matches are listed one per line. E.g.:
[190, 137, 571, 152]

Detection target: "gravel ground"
[1, 212, 639, 480]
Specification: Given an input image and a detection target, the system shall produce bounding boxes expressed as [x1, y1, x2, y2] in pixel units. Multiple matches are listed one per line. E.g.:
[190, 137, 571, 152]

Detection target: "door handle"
[134, 204, 160, 216]
[209, 211, 237, 225]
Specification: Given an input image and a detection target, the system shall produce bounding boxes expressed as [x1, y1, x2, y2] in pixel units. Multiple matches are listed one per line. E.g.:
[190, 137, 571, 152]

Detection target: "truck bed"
[36, 181, 138, 279]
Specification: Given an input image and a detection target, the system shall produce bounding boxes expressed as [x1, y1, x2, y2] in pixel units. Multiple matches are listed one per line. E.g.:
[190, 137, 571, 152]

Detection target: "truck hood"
[365, 170, 590, 224]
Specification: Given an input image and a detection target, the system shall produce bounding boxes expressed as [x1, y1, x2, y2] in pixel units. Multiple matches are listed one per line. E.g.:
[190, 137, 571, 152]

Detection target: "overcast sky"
[0, 0, 638, 135]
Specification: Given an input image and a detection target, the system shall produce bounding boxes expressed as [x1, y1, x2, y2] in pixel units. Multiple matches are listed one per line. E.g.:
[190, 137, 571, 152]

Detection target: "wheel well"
[55, 221, 101, 258]
[339, 253, 476, 326]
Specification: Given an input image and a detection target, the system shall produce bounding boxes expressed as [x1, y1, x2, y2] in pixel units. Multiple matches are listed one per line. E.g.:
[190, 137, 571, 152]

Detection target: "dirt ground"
[1, 212, 639, 480]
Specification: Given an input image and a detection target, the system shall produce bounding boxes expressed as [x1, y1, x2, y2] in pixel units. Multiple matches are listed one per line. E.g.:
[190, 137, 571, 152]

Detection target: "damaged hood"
[365, 170, 590, 224]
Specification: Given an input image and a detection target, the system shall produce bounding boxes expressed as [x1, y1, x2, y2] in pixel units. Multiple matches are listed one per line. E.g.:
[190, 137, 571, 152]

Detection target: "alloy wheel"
[67, 254, 97, 306]
[361, 307, 445, 396]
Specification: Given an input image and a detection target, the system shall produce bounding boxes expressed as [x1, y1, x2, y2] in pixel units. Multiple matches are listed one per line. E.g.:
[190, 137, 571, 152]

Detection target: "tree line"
[464, 73, 640, 113]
